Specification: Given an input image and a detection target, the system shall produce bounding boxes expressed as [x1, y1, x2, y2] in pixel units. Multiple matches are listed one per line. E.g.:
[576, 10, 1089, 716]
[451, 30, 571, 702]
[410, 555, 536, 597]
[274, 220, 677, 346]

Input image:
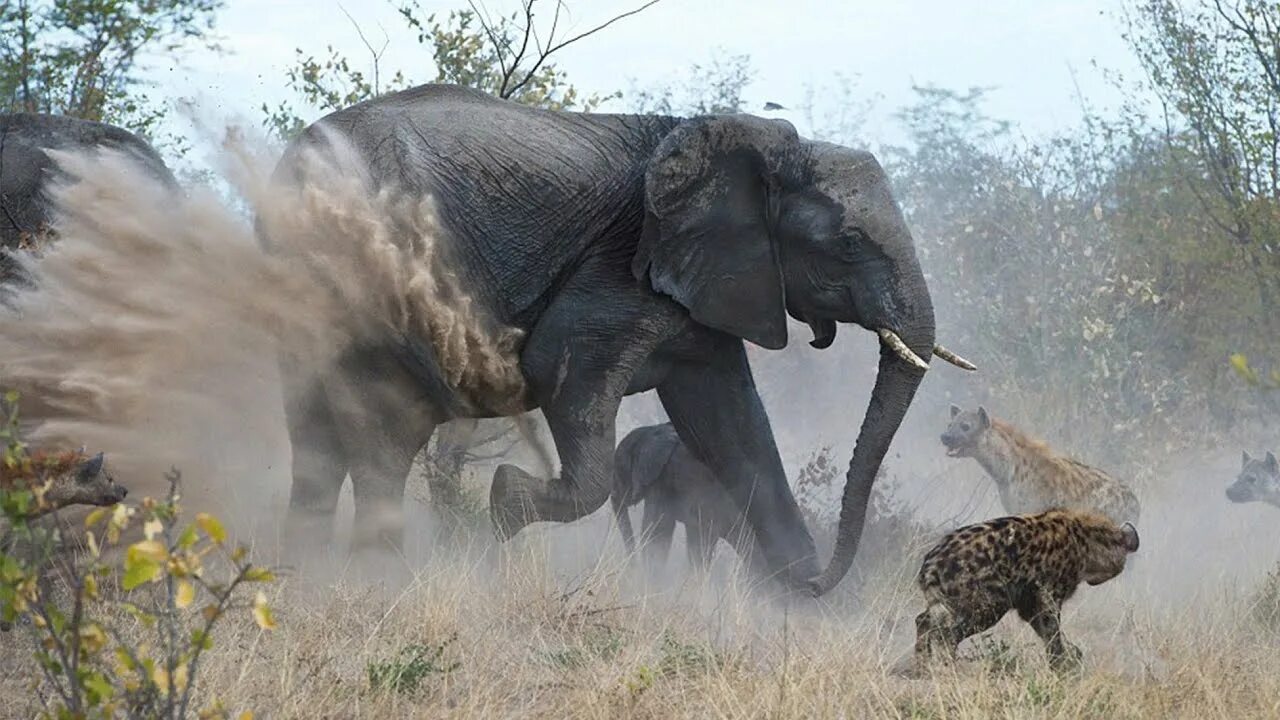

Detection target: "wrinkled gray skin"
[0, 113, 176, 287]
[1228, 451, 1280, 508]
[272, 84, 938, 594]
[612, 423, 768, 580]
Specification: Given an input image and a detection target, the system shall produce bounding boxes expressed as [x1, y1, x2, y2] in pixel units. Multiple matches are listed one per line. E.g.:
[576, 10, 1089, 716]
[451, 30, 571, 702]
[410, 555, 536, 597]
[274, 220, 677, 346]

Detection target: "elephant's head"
[634, 115, 973, 596]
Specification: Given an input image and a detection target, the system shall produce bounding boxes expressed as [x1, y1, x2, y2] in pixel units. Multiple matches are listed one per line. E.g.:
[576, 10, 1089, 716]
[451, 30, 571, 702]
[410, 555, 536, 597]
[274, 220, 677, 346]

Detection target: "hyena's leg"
[1022, 590, 1082, 672]
[283, 372, 349, 554]
[915, 602, 960, 666]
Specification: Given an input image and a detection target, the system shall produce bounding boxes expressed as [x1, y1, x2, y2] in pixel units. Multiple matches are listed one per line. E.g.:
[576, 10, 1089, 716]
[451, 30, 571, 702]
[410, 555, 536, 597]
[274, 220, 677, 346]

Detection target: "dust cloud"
[0, 122, 524, 524]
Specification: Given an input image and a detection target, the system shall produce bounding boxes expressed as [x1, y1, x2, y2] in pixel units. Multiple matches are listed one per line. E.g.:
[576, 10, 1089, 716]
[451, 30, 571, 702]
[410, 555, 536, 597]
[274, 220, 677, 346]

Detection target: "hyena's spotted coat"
[941, 405, 1140, 524]
[913, 509, 1139, 672]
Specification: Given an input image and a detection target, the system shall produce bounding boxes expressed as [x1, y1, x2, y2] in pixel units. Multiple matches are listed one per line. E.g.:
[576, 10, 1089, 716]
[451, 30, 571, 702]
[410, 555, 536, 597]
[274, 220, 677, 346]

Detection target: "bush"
[0, 394, 277, 720]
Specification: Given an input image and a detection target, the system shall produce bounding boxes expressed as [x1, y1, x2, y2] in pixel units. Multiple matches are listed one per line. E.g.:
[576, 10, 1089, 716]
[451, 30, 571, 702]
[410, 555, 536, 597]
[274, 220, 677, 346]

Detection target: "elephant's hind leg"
[283, 376, 349, 556]
[324, 351, 439, 557]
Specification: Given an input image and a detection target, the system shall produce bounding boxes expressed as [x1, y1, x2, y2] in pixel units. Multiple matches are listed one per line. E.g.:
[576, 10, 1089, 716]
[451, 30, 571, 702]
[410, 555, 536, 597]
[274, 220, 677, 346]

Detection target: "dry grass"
[4, 516, 1279, 720]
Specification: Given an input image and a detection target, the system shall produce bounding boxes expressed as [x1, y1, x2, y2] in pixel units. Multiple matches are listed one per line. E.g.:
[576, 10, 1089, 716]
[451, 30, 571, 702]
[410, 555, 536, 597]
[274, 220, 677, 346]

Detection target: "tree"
[627, 49, 754, 115]
[1122, 0, 1280, 398]
[0, 0, 223, 136]
[264, 0, 659, 140]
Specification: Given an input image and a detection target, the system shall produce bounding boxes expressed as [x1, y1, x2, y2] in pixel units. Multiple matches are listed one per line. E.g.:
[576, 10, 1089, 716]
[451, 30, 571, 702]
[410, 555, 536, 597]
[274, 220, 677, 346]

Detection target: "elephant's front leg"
[656, 336, 819, 588]
[490, 284, 679, 539]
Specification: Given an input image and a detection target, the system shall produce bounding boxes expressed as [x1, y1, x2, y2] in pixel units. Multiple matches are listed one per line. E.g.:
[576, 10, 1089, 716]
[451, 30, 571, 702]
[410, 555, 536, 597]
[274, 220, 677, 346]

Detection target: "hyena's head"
[1081, 518, 1140, 586]
[940, 404, 991, 458]
[1227, 451, 1280, 508]
[43, 452, 129, 509]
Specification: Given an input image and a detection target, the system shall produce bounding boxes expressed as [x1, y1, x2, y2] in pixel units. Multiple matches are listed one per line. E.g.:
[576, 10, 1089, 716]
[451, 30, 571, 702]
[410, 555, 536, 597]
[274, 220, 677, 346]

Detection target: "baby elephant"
[911, 509, 1139, 674]
[612, 423, 761, 577]
[1227, 451, 1280, 508]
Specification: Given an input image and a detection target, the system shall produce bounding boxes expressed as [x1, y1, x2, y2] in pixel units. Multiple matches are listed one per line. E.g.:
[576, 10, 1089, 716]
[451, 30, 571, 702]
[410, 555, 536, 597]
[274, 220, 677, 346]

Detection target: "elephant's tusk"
[934, 344, 977, 371]
[877, 329, 930, 371]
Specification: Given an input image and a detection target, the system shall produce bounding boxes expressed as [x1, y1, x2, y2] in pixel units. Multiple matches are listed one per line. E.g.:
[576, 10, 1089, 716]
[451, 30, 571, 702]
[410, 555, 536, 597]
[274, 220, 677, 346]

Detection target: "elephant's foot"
[283, 507, 336, 561]
[350, 501, 406, 557]
[490, 463, 539, 541]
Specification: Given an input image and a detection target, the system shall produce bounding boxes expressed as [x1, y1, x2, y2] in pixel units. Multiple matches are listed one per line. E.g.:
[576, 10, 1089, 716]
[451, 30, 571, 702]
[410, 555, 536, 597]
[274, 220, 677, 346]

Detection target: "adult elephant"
[0, 113, 175, 285]
[269, 84, 972, 595]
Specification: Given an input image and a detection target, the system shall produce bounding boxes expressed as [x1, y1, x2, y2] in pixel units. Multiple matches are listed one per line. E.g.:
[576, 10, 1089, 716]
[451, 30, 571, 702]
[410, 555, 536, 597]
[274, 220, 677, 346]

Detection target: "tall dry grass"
[4, 492, 1278, 720]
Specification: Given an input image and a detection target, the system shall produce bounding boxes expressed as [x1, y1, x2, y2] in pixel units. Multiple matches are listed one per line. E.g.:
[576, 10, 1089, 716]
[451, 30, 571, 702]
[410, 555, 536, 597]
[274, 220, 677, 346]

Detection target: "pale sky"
[153, 0, 1144, 147]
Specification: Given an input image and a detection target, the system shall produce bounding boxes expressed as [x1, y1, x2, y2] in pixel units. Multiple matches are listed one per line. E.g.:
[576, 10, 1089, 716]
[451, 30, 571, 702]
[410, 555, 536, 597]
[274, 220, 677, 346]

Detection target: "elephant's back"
[280, 84, 674, 327]
[0, 113, 174, 254]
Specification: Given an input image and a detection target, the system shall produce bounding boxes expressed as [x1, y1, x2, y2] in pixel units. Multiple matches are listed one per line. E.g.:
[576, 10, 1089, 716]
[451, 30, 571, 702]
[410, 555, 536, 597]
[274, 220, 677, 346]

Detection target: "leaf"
[143, 518, 163, 541]
[243, 567, 274, 583]
[196, 513, 227, 545]
[115, 647, 137, 672]
[252, 592, 276, 631]
[191, 629, 213, 651]
[177, 524, 199, 549]
[79, 622, 108, 654]
[84, 507, 110, 530]
[124, 538, 169, 590]
[122, 558, 161, 591]
[175, 580, 195, 609]
[152, 665, 171, 695]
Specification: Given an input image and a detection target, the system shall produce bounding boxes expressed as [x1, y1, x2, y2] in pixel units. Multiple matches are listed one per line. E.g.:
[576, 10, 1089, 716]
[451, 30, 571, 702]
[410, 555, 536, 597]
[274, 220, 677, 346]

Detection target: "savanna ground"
[5, 419, 1279, 720]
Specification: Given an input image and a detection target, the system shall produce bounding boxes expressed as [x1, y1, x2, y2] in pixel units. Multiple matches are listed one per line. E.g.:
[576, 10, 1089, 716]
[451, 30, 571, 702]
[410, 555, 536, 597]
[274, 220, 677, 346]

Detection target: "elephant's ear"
[635, 116, 798, 350]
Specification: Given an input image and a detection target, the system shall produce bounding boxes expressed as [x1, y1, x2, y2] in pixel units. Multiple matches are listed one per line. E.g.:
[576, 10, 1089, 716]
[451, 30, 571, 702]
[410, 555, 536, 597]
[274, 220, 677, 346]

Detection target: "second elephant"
[613, 423, 765, 578]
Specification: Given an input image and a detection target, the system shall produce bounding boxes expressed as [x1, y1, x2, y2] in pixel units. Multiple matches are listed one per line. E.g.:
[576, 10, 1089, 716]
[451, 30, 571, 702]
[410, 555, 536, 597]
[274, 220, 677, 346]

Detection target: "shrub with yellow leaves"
[0, 393, 274, 720]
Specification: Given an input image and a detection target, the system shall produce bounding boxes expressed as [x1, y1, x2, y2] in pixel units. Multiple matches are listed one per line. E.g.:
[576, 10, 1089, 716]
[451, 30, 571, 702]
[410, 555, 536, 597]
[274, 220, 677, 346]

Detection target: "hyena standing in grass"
[941, 405, 1140, 524]
[1226, 451, 1280, 508]
[910, 509, 1139, 674]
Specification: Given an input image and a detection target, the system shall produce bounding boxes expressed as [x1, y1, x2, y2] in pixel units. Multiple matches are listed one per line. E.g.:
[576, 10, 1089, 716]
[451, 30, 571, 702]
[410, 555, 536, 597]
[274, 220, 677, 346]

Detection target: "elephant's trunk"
[808, 299, 934, 597]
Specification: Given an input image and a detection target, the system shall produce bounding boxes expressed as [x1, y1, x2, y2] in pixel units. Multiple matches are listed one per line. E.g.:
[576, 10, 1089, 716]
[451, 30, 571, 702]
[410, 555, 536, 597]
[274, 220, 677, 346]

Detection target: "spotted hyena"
[1, 450, 127, 630]
[912, 509, 1139, 673]
[0, 450, 127, 527]
[1227, 450, 1280, 508]
[941, 405, 1140, 524]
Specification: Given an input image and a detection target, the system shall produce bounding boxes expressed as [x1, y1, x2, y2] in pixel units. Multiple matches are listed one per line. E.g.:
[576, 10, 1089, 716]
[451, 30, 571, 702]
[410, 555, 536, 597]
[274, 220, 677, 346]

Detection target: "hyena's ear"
[78, 452, 105, 481]
[949, 404, 961, 419]
[1266, 451, 1279, 473]
[1119, 522, 1139, 553]
[976, 406, 991, 429]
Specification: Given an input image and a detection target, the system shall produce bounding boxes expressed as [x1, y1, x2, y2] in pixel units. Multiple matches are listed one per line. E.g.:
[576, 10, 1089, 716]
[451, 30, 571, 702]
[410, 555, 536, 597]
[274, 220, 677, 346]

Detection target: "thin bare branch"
[504, 0, 663, 99]
[467, 0, 511, 86]
[338, 3, 392, 95]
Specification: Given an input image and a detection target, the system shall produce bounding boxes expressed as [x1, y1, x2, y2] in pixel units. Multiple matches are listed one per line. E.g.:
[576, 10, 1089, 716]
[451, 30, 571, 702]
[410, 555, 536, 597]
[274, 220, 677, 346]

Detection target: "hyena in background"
[941, 405, 1140, 524]
[911, 509, 1139, 673]
[1227, 451, 1280, 508]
